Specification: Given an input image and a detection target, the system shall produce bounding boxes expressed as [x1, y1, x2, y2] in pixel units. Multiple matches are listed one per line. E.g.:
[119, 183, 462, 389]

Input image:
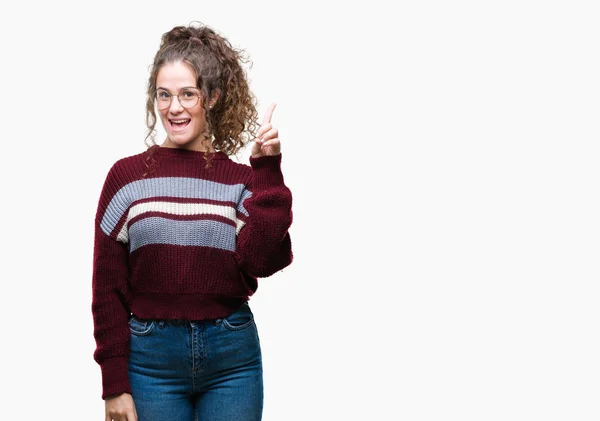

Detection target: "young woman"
[91, 22, 293, 421]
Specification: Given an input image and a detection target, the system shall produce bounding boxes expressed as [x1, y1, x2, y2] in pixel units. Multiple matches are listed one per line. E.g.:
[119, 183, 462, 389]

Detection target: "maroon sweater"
[91, 146, 293, 399]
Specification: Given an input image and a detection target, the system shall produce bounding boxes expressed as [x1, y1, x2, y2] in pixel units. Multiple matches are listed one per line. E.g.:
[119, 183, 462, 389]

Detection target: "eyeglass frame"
[154, 86, 203, 110]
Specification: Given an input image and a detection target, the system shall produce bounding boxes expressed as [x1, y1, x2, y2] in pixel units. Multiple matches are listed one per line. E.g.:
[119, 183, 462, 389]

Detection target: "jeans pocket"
[222, 302, 255, 331]
[129, 314, 156, 336]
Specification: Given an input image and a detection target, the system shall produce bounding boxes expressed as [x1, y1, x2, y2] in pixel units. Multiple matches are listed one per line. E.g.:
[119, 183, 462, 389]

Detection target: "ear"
[209, 89, 221, 107]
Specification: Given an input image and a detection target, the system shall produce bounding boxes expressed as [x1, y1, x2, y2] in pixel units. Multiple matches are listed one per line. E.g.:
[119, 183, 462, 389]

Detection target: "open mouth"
[169, 118, 191, 130]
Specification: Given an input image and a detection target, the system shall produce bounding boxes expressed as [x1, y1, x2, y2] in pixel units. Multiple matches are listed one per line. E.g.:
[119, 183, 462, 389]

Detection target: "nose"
[168, 95, 184, 113]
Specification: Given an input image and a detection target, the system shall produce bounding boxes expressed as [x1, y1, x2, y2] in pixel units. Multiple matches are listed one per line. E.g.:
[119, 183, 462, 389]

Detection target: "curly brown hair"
[142, 21, 260, 176]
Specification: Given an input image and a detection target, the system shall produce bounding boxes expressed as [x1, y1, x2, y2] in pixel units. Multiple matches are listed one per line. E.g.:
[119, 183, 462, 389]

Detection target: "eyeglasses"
[155, 87, 201, 110]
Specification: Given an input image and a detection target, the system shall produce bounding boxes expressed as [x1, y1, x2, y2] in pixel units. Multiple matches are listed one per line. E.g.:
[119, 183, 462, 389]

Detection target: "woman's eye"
[182, 91, 195, 98]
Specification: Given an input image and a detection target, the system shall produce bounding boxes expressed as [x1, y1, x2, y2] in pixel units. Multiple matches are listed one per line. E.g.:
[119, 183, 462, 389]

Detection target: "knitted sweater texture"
[91, 145, 293, 399]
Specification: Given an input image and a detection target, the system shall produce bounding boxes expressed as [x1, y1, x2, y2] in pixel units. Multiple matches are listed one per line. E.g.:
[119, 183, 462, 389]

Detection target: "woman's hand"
[105, 392, 137, 421]
[252, 102, 281, 158]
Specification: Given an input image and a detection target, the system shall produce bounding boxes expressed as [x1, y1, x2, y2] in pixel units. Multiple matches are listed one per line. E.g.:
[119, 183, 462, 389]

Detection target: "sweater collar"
[151, 145, 228, 160]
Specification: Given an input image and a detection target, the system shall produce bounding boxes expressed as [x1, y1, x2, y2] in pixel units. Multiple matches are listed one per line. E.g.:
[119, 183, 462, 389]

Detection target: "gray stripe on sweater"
[101, 177, 251, 236]
[128, 216, 237, 252]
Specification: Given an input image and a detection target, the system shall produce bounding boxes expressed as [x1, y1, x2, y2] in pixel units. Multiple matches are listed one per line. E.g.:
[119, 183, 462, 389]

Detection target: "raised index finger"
[261, 102, 277, 126]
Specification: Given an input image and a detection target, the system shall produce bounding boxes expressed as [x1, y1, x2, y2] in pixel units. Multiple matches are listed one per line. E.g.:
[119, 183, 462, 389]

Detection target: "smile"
[169, 119, 191, 131]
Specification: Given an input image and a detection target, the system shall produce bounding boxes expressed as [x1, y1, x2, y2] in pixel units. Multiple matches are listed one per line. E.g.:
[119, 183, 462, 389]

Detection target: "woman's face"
[156, 60, 213, 151]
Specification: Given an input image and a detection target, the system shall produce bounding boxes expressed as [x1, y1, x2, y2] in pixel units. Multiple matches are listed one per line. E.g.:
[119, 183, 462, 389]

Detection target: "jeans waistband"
[131, 301, 250, 326]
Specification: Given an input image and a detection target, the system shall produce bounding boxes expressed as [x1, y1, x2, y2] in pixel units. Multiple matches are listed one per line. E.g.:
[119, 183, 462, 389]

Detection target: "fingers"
[256, 126, 278, 144]
[253, 102, 281, 157]
[261, 102, 277, 126]
[261, 138, 280, 149]
[256, 122, 271, 140]
[105, 393, 137, 421]
[106, 412, 137, 421]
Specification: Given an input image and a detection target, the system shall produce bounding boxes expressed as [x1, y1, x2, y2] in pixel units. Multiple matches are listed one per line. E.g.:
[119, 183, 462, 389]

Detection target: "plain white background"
[0, 1, 599, 420]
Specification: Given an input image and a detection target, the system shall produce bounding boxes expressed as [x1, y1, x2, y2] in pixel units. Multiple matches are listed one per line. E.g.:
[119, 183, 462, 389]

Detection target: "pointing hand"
[252, 102, 281, 158]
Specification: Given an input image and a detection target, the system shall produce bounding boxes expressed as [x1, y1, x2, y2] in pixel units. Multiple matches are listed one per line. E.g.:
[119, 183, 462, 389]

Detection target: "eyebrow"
[156, 86, 199, 92]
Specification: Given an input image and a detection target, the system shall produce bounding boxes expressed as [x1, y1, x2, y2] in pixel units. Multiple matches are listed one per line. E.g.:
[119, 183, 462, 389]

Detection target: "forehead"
[156, 61, 197, 88]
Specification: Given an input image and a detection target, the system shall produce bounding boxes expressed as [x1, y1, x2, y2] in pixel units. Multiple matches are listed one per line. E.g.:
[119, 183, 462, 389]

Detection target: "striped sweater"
[91, 145, 293, 399]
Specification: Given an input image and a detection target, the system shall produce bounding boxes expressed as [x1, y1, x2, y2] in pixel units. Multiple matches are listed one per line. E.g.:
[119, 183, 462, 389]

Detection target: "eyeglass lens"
[156, 88, 200, 110]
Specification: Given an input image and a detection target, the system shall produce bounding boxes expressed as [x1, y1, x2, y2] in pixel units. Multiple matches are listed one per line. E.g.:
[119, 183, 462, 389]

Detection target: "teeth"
[171, 119, 190, 124]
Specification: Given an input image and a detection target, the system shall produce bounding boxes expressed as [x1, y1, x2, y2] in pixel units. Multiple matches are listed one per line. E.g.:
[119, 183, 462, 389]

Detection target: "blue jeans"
[128, 301, 263, 421]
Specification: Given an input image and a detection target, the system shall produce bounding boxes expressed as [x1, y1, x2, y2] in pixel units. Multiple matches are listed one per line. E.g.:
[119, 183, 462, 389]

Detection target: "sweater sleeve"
[233, 153, 293, 277]
[91, 163, 133, 400]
